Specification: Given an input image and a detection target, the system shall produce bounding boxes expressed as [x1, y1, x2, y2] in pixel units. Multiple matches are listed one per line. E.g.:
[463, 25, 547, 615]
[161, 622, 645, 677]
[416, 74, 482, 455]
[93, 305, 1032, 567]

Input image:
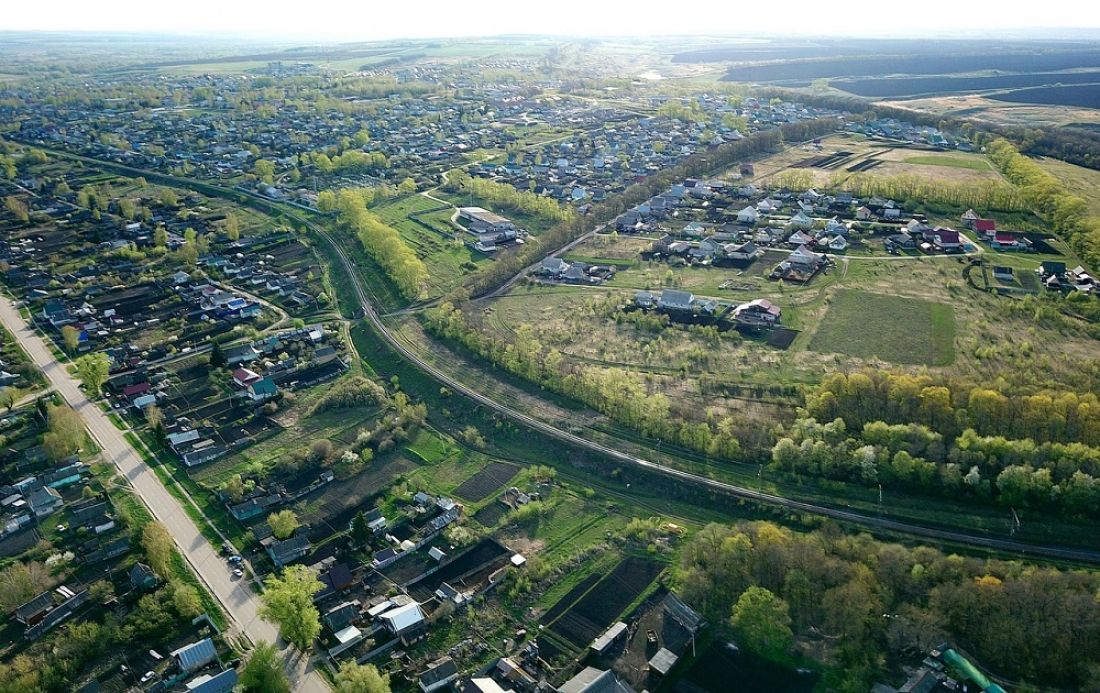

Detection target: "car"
[232, 568, 244, 578]
[228, 555, 243, 565]
[140, 671, 156, 684]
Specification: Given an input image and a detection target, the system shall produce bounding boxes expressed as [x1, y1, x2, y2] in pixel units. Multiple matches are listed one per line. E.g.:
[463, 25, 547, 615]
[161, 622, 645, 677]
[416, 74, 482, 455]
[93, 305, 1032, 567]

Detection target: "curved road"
[22, 145, 1100, 566]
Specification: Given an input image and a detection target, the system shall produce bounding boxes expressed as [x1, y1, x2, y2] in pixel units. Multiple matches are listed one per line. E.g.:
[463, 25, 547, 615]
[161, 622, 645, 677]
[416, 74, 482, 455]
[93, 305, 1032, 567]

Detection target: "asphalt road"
[0, 297, 328, 692]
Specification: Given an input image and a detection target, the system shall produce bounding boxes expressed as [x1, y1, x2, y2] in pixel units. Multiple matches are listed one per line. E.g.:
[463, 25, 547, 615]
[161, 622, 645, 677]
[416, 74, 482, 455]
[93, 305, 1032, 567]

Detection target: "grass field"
[904, 155, 993, 171]
[808, 289, 956, 365]
[1037, 156, 1100, 216]
[371, 194, 488, 297]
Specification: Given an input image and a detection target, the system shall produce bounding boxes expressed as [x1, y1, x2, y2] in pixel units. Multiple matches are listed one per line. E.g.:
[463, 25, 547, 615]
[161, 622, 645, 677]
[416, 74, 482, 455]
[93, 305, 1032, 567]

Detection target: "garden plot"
[542, 557, 664, 650]
[453, 461, 520, 502]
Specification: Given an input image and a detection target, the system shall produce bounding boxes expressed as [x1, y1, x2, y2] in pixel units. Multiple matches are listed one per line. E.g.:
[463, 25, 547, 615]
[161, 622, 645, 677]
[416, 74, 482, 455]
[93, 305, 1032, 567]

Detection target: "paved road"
[0, 298, 328, 692]
[22, 145, 1100, 566]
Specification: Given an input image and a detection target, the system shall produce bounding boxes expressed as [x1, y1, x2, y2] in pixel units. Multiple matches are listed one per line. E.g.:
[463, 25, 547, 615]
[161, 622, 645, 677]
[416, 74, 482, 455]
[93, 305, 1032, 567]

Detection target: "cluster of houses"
[633, 288, 782, 329]
[847, 118, 974, 150]
[469, 97, 842, 211]
[538, 256, 616, 285]
[1037, 261, 1096, 293]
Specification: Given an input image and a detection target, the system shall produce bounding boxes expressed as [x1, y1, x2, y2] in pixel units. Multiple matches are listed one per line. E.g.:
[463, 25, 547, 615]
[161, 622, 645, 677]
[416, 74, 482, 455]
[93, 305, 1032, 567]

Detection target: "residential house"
[930, 228, 962, 252]
[171, 637, 218, 674]
[786, 230, 813, 247]
[247, 378, 278, 402]
[558, 667, 636, 693]
[961, 209, 980, 227]
[657, 289, 695, 313]
[856, 206, 873, 221]
[419, 657, 460, 693]
[733, 299, 781, 326]
[184, 669, 238, 693]
[265, 533, 311, 567]
[540, 257, 570, 278]
[26, 486, 62, 518]
[788, 211, 813, 229]
[129, 562, 158, 591]
[379, 600, 427, 639]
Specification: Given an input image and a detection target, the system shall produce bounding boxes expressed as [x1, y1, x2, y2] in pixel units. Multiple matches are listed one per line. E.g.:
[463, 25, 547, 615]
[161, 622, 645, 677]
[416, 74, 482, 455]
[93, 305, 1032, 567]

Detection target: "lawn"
[904, 155, 993, 171]
[808, 289, 956, 365]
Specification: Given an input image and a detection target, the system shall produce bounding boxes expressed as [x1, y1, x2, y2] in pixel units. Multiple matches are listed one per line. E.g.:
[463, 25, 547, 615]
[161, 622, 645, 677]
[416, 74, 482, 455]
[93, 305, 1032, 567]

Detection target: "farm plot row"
[833, 71, 1100, 98]
[453, 461, 520, 501]
[543, 557, 664, 649]
[989, 84, 1100, 109]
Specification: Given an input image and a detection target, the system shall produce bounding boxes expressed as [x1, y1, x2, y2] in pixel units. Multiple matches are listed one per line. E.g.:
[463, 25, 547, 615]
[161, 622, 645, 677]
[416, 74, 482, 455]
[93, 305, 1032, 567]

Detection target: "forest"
[677, 520, 1100, 690]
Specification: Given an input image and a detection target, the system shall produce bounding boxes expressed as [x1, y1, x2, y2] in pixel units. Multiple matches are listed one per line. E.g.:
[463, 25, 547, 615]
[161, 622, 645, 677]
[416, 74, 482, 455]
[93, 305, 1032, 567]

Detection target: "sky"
[5, 0, 1100, 41]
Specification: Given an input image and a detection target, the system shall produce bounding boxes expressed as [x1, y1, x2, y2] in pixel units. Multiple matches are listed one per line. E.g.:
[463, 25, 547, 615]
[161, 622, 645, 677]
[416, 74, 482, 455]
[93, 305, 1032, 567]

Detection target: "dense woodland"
[678, 520, 1100, 690]
[770, 372, 1100, 516]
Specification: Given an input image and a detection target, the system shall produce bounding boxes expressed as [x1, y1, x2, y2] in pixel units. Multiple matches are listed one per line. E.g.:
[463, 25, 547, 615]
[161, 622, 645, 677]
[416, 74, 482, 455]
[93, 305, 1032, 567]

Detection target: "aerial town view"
[3, 2, 1100, 692]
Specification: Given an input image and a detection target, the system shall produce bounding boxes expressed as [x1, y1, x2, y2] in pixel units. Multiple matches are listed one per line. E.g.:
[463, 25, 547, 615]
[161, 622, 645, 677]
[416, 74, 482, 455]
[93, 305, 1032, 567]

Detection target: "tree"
[4, 196, 29, 222]
[731, 586, 793, 657]
[0, 387, 16, 413]
[170, 579, 203, 618]
[398, 177, 417, 195]
[145, 404, 164, 432]
[42, 405, 84, 462]
[333, 661, 391, 693]
[0, 561, 51, 612]
[141, 521, 175, 579]
[224, 213, 241, 241]
[268, 509, 299, 540]
[60, 325, 81, 354]
[75, 352, 110, 395]
[153, 225, 168, 248]
[209, 341, 227, 368]
[239, 641, 291, 693]
[254, 159, 276, 185]
[260, 565, 322, 650]
[351, 511, 371, 545]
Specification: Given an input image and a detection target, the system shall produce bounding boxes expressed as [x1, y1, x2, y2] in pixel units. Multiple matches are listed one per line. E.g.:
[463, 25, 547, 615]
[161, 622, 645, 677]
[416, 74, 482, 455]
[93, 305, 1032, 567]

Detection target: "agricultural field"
[807, 289, 956, 365]
[750, 134, 999, 187]
[831, 71, 1100, 98]
[880, 94, 1100, 129]
[452, 461, 520, 501]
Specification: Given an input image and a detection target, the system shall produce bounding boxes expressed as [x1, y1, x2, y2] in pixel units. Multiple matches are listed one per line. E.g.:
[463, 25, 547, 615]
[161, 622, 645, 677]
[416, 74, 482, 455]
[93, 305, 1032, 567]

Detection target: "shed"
[648, 647, 678, 676]
[590, 621, 628, 655]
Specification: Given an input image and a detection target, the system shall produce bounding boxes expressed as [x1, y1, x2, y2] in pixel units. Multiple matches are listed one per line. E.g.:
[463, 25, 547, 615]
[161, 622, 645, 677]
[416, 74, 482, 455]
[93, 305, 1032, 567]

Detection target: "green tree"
[239, 641, 291, 693]
[170, 579, 203, 618]
[254, 159, 276, 185]
[260, 565, 322, 650]
[75, 352, 110, 395]
[153, 225, 168, 248]
[224, 213, 241, 241]
[351, 511, 371, 545]
[42, 405, 85, 462]
[141, 521, 175, 579]
[209, 341, 227, 368]
[731, 586, 793, 657]
[60, 325, 81, 354]
[0, 387, 17, 413]
[268, 509, 299, 540]
[333, 660, 391, 693]
[4, 196, 29, 222]
[398, 177, 417, 195]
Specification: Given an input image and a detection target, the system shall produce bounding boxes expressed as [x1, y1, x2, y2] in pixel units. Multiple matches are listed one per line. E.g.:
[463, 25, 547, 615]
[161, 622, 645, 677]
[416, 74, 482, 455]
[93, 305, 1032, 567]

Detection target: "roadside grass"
[808, 289, 956, 365]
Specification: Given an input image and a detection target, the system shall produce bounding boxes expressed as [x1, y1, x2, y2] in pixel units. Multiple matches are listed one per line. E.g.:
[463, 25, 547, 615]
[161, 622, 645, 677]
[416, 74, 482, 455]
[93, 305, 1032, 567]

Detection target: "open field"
[880, 95, 1100, 129]
[371, 194, 489, 297]
[831, 71, 1100, 98]
[808, 289, 955, 365]
[1037, 156, 1100, 216]
[749, 134, 999, 186]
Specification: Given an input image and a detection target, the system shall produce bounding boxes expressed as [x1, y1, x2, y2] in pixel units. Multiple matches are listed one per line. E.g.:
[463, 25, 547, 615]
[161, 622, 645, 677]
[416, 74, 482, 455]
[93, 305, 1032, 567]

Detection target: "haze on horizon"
[7, 0, 1100, 43]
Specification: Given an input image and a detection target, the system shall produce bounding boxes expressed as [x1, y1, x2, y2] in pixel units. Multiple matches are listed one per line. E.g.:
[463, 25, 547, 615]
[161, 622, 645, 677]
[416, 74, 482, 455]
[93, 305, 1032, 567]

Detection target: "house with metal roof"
[171, 637, 218, 673]
[184, 668, 238, 693]
[379, 601, 427, 637]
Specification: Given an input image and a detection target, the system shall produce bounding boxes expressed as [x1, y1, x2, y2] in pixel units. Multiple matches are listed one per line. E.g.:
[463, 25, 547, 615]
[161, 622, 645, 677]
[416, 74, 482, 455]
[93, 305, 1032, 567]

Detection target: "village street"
[0, 296, 329, 693]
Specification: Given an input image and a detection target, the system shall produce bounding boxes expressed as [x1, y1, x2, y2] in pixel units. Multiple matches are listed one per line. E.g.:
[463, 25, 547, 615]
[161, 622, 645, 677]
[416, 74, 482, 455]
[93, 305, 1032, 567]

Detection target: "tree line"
[452, 117, 840, 298]
[986, 137, 1100, 268]
[327, 188, 427, 300]
[443, 168, 574, 223]
[424, 302, 742, 460]
[676, 520, 1100, 690]
[805, 371, 1100, 446]
[770, 417, 1100, 517]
